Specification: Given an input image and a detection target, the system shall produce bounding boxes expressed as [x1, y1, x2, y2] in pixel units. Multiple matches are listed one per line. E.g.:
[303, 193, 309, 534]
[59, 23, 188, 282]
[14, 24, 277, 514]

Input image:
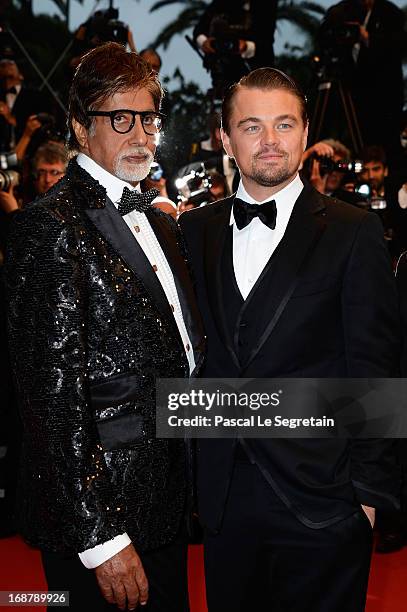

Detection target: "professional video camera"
[315, 155, 363, 177]
[333, 168, 387, 211]
[209, 16, 246, 55]
[201, 14, 252, 99]
[175, 163, 212, 208]
[0, 151, 19, 191]
[86, 8, 128, 46]
[36, 113, 63, 142]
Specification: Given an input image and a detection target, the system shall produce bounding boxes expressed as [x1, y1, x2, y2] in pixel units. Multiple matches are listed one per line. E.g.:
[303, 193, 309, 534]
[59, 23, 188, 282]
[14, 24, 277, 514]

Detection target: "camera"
[0, 150, 19, 191]
[316, 155, 363, 177]
[149, 162, 164, 182]
[175, 163, 212, 208]
[87, 9, 128, 46]
[209, 16, 244, 55]
[0, 169, 19, 191]
[332, 22, 360, 48]
[317, 20, 361, 78]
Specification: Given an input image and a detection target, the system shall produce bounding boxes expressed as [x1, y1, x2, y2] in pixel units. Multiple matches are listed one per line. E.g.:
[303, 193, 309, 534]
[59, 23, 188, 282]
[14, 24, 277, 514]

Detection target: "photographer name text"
[167, 415, 335, 429]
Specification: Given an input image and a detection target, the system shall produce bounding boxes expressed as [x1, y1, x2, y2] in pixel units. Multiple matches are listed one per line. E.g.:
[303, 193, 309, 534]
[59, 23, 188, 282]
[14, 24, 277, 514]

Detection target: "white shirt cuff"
[196, 34, 208, 49]
[78, 533, 131, 569]
[241, 40, 255, 59]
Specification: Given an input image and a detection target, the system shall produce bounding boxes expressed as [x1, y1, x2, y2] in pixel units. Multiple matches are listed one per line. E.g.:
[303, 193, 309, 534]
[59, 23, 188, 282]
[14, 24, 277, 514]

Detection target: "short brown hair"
[33, 142, 68, 169]
[221, 67, 308, 134]
[67, 42, 163, 150]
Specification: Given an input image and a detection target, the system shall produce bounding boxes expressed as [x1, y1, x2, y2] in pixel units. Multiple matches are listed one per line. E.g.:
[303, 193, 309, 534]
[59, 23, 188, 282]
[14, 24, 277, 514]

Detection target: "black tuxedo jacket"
[179, 182, 401, 533]
[5, 159, 205, 555]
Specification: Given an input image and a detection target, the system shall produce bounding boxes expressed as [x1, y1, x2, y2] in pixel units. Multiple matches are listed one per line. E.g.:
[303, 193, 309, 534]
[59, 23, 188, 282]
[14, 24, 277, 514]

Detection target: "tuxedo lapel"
[240, 184, 327, 373]
[85, 198, 176, 327]
[204, 198, 241, 369]
[147, 209, 206, 373]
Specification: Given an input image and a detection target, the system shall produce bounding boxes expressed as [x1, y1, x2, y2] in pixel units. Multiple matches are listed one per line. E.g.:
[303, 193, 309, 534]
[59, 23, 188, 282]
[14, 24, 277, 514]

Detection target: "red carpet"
[0, 536, 406, 611]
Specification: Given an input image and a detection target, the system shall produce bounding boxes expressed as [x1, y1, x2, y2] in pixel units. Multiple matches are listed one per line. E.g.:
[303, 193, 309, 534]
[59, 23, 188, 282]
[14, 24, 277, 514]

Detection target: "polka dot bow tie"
[118, 187, 159, 216]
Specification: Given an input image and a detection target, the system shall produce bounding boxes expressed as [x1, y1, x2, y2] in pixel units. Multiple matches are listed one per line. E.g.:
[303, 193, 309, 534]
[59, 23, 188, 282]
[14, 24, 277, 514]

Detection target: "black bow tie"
[233, 197, 277, 230]
[5, 86, 17, 95]
[117, 187, 159, 216]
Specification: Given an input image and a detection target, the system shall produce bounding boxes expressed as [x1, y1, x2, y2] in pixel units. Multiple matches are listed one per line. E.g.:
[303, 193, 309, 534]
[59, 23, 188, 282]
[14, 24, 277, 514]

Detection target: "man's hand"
[0, 101, 16, 126]
[23, 115, 41, 138]
[202, 37, 216, 54]
[361, 505, 375, 528]
[238, 39, 248, 54]
[359, 25, 369, 46]
[302, 141, 334, 164]
[94, 543, 148, 611]
[309, 158, 328, 194]
[0, 185, 19, 213]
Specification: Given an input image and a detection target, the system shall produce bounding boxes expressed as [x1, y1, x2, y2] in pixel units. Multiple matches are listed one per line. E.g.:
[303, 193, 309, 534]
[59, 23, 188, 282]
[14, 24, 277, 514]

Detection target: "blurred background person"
[193, 0, 277, 99]
[319, 0, 406, 164]
[140, 48, 162, 75]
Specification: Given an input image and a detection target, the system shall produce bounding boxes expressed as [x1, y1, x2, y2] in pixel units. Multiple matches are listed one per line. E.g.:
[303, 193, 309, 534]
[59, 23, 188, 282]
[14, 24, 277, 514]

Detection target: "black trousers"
[41, 531, 189, 612]
[204, 458, 373, 612]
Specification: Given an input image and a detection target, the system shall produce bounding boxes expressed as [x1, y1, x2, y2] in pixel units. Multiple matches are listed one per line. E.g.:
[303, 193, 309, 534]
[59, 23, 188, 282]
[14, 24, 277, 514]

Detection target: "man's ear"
[72, 119, 89, 151]
[221, 127, 233, 158]
[303, 122, 309, 152]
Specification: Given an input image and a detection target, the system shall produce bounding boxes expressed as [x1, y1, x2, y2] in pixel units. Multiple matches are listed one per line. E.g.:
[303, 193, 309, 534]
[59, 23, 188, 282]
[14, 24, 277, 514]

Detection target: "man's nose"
[261, 125, 279, 145]
[128, 116, 148, 145]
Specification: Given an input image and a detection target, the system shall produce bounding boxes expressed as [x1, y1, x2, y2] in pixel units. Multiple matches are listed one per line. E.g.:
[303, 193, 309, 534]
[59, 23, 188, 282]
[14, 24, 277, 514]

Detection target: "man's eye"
[277, 123, 292, 129]
[143, 114, 155, 125]
[246, 125, 260, 133]
[114, 114, 128, 123]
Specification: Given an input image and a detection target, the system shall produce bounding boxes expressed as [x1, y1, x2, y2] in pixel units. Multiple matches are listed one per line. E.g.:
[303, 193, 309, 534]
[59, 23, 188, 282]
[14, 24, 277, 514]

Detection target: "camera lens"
[0, 169, 19, 191]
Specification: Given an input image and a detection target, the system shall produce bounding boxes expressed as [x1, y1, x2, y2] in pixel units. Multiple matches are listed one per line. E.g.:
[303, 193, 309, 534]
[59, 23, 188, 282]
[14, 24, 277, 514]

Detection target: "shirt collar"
[8, 84, 21, 95]
[76, 152, 140, 206]
[230, 173, 303, 227]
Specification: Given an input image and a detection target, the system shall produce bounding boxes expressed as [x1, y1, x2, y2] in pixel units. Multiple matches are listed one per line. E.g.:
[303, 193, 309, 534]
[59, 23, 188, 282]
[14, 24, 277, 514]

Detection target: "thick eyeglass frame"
[86, 109, 165, 135]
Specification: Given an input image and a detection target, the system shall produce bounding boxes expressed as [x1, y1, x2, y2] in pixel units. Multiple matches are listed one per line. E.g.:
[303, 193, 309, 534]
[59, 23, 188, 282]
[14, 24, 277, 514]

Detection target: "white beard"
[114, 148, 154, 182]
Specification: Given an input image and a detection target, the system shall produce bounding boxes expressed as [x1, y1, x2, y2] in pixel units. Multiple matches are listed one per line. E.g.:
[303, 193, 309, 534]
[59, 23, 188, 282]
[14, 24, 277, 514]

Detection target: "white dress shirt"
[230, 174, 304, 300]
[6, 83, 20, 111]
[76, 153, 194, 568]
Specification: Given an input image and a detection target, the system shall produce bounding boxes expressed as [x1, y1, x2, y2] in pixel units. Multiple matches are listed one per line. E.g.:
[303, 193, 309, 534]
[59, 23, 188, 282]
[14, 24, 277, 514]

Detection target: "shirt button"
[134, 225, 140, 233]
[152, 264, 158, 272]
[186, 344, 190, 352]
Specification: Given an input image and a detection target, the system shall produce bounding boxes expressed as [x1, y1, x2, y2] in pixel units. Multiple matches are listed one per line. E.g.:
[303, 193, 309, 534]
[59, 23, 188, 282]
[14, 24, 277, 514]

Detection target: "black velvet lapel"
[204, 197, 241, 369]
[147, 209, 206, 373]
[85, 198, 179, 334]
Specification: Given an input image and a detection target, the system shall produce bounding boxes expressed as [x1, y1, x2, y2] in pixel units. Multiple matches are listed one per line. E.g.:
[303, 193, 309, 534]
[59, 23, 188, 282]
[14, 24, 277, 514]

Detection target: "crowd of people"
[1, 1, 407, 611]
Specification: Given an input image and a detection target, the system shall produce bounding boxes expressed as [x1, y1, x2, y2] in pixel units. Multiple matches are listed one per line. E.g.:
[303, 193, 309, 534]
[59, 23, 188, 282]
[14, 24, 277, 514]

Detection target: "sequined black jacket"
[5, 159, 205, 555]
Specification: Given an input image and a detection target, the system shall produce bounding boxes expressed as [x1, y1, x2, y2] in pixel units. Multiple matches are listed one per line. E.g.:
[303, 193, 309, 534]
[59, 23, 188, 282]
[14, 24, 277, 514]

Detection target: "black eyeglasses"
[86, 109, 165, 135]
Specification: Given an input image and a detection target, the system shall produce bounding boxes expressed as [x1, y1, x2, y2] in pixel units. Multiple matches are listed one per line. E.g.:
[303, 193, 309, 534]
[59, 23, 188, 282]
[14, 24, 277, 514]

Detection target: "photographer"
[0, 141, 68, 217]
[0, 59, 49, 148]
[193, 0, 276, 98]
[70, 8, 136, 70]
[302, 138, 351, 196]
[319, 0, 406, 162]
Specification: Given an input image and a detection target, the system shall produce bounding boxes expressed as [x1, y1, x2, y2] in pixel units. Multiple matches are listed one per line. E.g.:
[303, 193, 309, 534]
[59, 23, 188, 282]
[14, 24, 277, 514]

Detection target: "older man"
[5, 42, 204, 612]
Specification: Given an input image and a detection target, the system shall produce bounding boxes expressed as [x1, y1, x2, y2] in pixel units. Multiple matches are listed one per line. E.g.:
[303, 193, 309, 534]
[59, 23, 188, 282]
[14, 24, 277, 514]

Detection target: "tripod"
[309, 77, 364, 154]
